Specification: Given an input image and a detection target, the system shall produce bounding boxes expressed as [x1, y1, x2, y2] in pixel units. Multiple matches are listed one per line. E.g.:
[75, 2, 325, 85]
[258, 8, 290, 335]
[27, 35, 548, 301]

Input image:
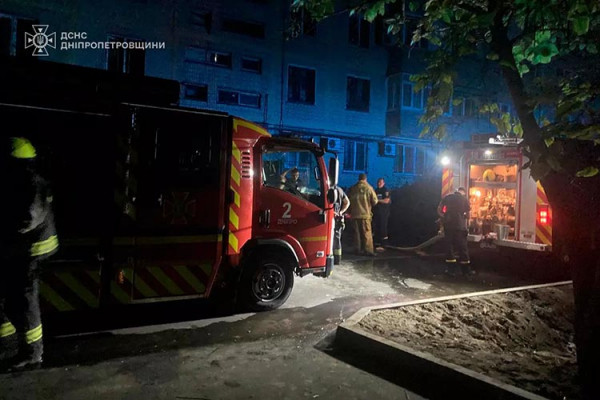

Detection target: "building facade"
[1, 0, 512, 189]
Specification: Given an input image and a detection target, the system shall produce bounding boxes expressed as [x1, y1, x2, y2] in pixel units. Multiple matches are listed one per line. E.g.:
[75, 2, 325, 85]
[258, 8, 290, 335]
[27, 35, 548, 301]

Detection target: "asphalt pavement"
[0, 245, 568, 400]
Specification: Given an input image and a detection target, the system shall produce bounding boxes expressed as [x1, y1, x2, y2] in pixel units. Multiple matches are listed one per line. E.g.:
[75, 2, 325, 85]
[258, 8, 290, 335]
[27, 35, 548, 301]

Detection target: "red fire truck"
[1, 60, 338, 312]
[440, 136, 552, 252]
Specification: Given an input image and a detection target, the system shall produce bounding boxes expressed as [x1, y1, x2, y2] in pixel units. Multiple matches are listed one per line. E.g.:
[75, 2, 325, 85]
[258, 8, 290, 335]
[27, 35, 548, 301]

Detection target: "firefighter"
[437, 186, 472, 274]
[0, 137, 58, 371]
[280, 167, 304, 193]
[332, 185, 350, 265]
[348, 174, 378, 256]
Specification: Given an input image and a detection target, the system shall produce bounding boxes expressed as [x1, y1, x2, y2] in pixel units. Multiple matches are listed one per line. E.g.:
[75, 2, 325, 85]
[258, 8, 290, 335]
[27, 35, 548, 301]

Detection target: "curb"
[336, 281, 572, 400]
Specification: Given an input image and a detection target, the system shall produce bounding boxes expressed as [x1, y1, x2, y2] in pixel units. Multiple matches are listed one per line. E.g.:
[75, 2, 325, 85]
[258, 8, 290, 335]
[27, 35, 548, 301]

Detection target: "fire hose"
[385, 232, 444, 252]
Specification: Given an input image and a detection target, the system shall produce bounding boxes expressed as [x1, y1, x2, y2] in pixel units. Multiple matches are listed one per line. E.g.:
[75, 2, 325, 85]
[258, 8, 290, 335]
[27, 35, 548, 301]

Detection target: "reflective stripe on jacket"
[27, 174, 59, 259]
[3, 156, 58, 259]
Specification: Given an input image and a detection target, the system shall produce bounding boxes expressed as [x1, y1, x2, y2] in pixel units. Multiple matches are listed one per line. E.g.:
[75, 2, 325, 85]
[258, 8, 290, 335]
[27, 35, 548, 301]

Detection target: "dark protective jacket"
[374, 185, 391, 214]
[439, 192, 470, 231]
[2, 151, 58, 259]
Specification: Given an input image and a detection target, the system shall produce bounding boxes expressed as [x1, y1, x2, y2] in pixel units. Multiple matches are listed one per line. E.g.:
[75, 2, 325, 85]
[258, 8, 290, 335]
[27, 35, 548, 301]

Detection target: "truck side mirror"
[327, 187, 338, 204]
[328, 158, 339, 187]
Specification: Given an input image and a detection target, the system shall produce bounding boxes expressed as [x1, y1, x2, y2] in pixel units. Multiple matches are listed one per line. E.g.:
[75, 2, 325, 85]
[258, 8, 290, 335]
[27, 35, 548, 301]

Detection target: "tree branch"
[454, 2, 488, 15]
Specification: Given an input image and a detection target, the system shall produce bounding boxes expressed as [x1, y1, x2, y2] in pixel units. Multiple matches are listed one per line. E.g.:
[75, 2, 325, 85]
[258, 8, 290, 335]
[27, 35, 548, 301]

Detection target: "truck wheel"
[239, 253, 294, 312]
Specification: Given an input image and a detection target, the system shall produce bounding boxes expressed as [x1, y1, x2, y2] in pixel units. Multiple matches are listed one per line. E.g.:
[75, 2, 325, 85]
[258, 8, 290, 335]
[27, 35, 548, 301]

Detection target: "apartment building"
[1, 0, 511, 188]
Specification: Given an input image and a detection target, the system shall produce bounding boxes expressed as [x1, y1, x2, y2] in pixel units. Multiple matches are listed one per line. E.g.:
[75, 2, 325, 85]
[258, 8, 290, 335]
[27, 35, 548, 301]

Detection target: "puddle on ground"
[398, 278, 431, 290]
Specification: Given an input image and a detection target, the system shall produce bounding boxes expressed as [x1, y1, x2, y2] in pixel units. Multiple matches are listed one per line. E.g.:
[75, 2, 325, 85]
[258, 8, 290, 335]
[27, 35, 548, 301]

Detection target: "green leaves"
[572, 16, 590, 35]
[441, 9, 452, 24]
[364, 1, 387, 22]
[587, 43, 598, 54]
[531, 42, 559, 64]
[513, 123, 523, 137]
[293, 0, 600, 184]
[476, 12, 495, 27]
[292, 0, 334, 20]
[432, 124, 447, 140]
[576, 166, 599, 178]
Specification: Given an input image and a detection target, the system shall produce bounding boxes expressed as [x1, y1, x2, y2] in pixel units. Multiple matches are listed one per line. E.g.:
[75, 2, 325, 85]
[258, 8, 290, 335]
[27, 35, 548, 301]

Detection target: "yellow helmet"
[10, 137, 37, 159]
[483, 169, 496, 182]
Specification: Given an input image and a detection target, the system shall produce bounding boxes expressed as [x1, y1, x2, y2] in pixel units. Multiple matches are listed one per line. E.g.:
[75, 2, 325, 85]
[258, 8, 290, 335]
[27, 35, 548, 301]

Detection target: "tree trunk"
[542, 172, 600, 399]
[488, 11, 600, 396]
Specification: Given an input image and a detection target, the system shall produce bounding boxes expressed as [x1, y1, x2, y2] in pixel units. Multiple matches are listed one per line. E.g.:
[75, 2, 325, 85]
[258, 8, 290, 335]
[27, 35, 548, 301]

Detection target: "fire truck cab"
[441, 136, 552, 252]
[0, 60, 338, 313]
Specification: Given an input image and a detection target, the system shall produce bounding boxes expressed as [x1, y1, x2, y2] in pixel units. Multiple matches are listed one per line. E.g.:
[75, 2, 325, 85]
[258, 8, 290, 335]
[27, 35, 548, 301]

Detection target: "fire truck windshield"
[262, 148, 323, 207]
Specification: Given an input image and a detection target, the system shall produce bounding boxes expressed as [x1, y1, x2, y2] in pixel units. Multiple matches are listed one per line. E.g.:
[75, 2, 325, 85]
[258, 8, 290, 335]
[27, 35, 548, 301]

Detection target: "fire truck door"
[258, 148, 329, 268]
[121, 106, 228, 300]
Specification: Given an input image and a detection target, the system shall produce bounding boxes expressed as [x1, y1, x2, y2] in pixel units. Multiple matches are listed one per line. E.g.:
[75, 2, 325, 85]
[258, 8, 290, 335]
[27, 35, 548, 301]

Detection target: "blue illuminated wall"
[0, 0, 513, 189]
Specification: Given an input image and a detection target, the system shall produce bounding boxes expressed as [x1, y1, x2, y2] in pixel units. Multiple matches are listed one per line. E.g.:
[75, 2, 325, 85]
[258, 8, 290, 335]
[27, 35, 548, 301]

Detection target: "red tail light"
[442, 205, 447, 214]
[538, 206, 549, 225]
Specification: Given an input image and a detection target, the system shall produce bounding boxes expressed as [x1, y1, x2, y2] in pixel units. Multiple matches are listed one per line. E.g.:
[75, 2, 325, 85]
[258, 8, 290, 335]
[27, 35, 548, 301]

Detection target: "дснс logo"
[25, 25, 56, 56]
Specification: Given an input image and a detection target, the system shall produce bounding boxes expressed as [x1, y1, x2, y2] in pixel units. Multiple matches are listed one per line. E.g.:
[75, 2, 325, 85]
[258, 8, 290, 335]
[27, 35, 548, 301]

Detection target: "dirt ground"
[359, 285, 578, 400]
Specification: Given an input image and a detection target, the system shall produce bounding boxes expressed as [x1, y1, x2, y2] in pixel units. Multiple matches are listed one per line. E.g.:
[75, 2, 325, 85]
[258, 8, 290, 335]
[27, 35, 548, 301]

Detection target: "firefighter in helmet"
[437, 186, 472, 274]
[1, 137, 58, 371]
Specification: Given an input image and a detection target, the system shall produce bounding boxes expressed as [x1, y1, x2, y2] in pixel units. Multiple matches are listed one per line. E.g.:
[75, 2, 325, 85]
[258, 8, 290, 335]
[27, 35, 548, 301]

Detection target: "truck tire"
[239, 252, 294, 312]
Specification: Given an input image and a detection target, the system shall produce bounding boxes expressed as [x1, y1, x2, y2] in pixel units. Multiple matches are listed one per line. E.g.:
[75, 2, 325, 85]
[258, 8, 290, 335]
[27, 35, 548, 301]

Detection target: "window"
[184, 47, 205, 63]
[190, 10, 212, 33]
[183, 84, 208, 102]
[404, 146, 415, 174]
[241, 57, 262, 73]
[107, 35, 145, 75]
[453, 97, 477, 117]
[464, 98, 476, 117]
[222, 18, 265, 39]
[453, 97, 465, 117]
[387, 75, 402, 110]
[288, 66, 316, 104]
[0, 17, 11, 56]
[348, 14, 370, 48]
[416, 148, 425, 174]
[401, 74, 428, 109]
[395, 145, 425, 175]
[343, 140, 367, 172]
[499, 103, 511, 114]
[186, 48, 234, 69]
[217, 89, 261, 108]
[290, 7, 316, 37]
[395, 145, 404, 172]
[0, 15, 38, 57]
[374, 16, 395, 46]
[150, 113, 222, 186]
[346, 77, 370, 112]
[136, 111, 224, 232]
[403, 19, 428, 49]
[206, 51, 232, 68]
[262, 148, 323, 207]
